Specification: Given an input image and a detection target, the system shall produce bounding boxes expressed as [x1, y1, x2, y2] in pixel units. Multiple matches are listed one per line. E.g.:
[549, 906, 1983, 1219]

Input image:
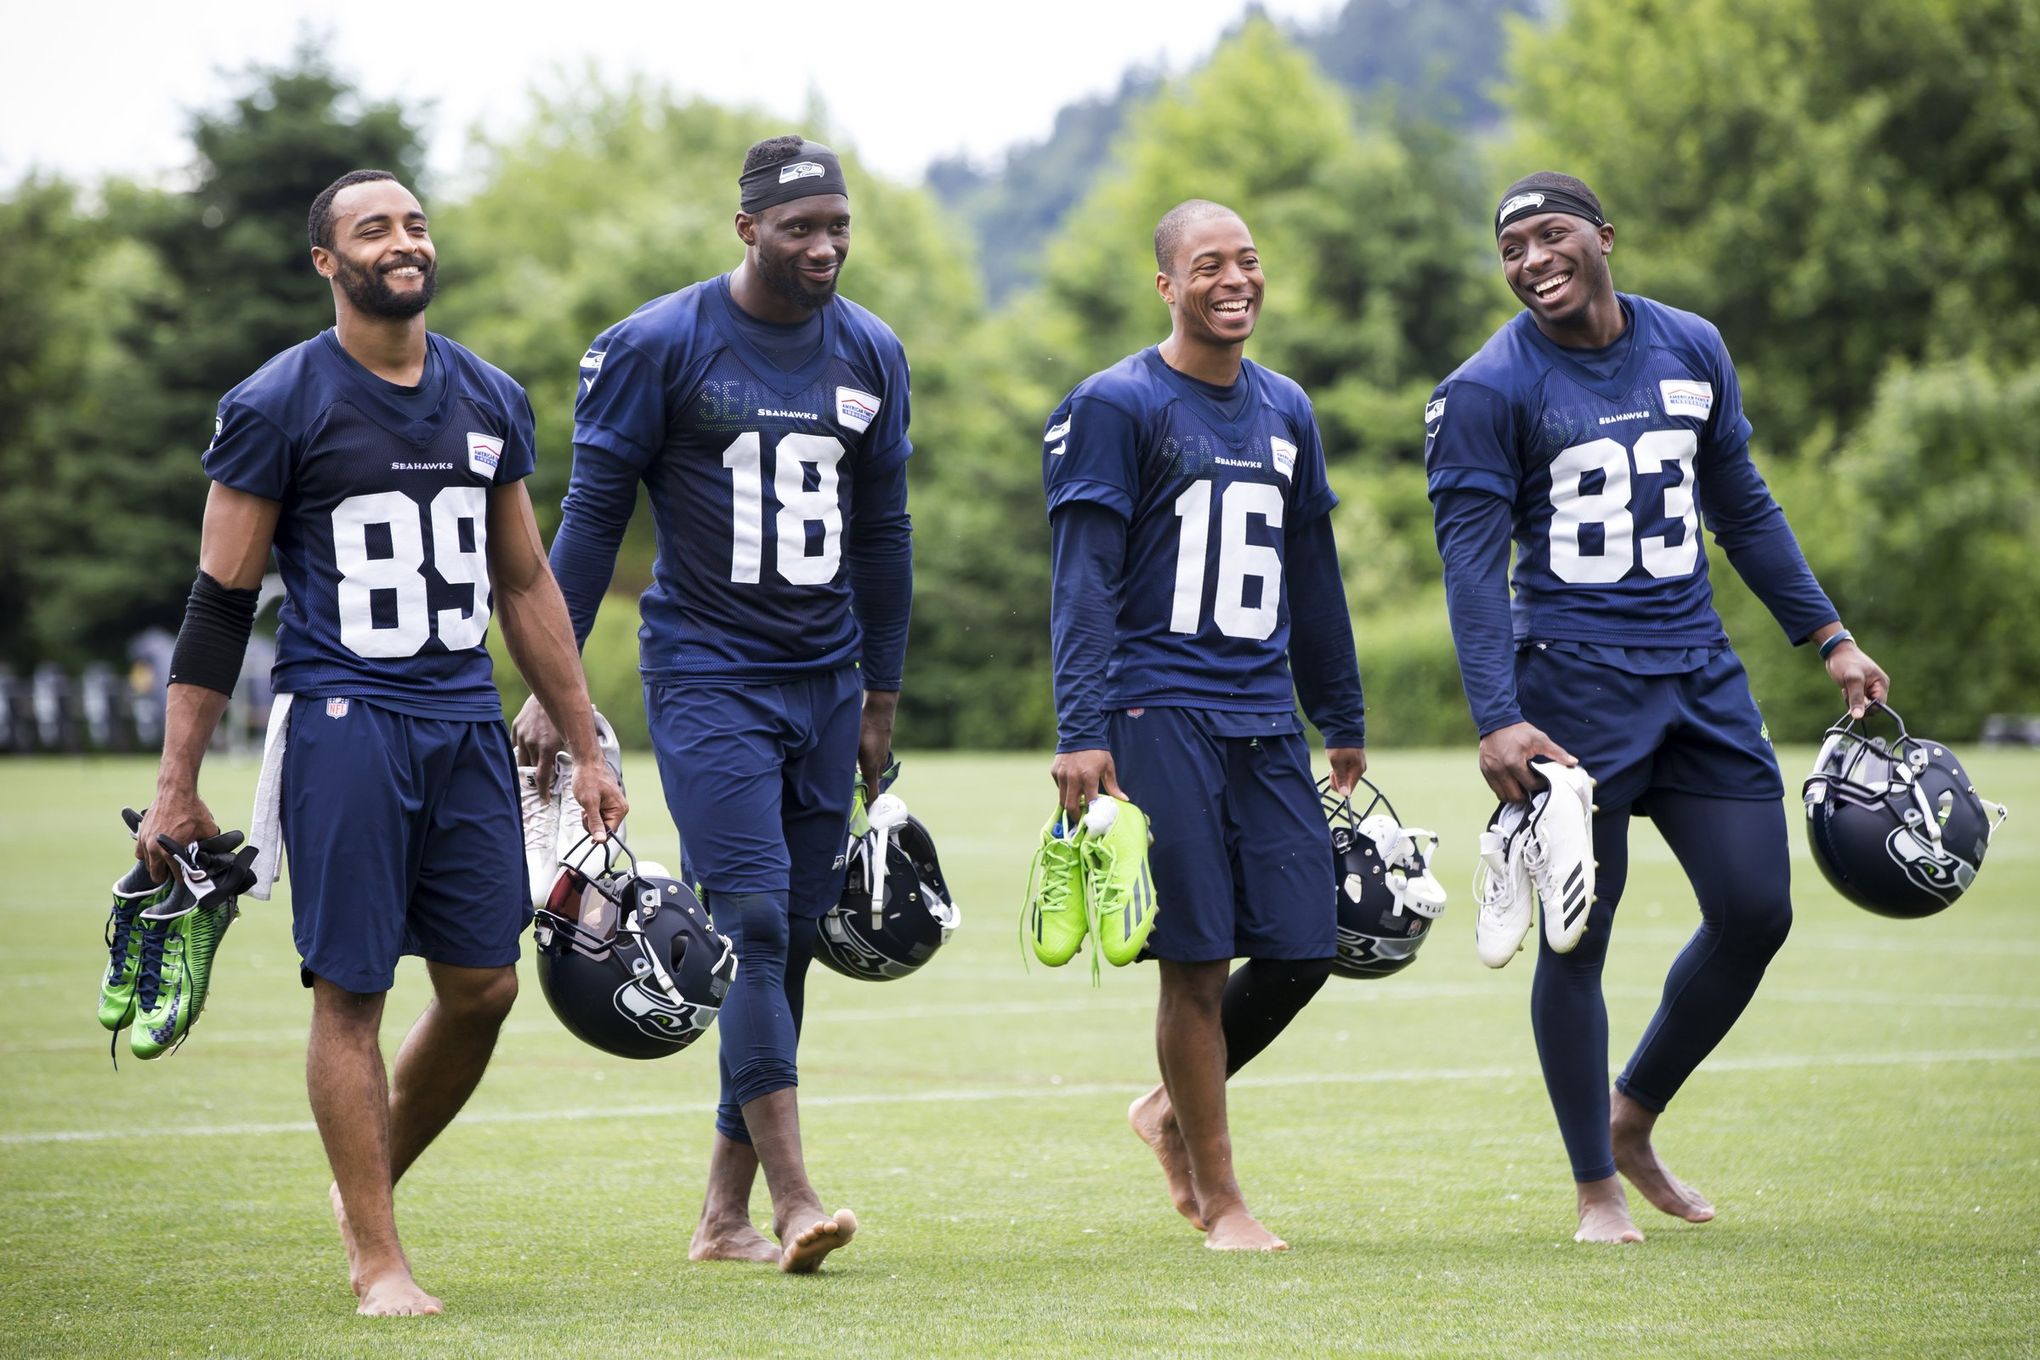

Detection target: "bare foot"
[329, 1182, 365, 1298]
[1203, 1206, 1288, 1252]
[779, 1208, 858, 1274]
[1574, 1176, 1644, 1244]
[690, 1217, 783, 1264]
[355, 1268, 444, 1317]
[1129, 1085, 1207, 1231]
[1611, 1092, 1715, 1223]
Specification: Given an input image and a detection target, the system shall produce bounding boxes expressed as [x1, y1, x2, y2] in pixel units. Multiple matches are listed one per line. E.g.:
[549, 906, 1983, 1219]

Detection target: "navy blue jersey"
[204, 330, 537, 719]
[563, 275, 911, 681]
[1427, 294, 1806, 647]
[1044, 348, 1338, 714]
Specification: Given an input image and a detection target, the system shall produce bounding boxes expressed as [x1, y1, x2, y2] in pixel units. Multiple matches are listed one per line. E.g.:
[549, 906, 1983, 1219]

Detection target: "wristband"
[1818, 629, 1854, 661]
[168, 570, 261, 695]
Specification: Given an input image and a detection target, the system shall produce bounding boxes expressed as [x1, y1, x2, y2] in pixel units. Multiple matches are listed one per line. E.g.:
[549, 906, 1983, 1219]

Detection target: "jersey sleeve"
[862, 340, 913, 474]
[1287, 400, 1338, 523]
[497, 384, 538, 484]
[1423, 379, 1520, 504]
[572, 339, 668, 466]
[202, 399, 293, 501]
[1043, 392, 1141, 521]
[1703, 325, 1757, 456]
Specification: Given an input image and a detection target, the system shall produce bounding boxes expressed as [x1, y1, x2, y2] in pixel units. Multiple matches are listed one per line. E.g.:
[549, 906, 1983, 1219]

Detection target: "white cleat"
[523, 708, 628, 907]
[1519, 758, 1597, 954]
[519, 766, 561, 911]
[1472, 801, 1532, 967]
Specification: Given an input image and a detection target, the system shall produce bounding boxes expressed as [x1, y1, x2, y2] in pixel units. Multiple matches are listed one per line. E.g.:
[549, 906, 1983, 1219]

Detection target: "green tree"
[8, 44, 422, 663]
[1724, 360, 2040, 739]
[1505, 0, 2040, 450]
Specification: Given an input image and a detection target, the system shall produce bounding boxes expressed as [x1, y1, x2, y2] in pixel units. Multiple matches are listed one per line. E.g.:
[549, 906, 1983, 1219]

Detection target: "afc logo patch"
[466, 431, 504, 478]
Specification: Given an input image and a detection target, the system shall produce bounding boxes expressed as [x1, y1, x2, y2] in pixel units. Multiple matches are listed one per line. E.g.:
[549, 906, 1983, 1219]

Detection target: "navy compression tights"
[1223, 956, 1335, 1076]
[712, 892, 819, 1145]
[1531, 791, 1794, 1183]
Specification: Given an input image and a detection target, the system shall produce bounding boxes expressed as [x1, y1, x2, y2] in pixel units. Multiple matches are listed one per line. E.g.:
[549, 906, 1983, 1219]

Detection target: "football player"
[134, 170, 625, 1314]
[514, 136, 911, 1273]
[1426, 172, 1889, 1242]
[1044, 201, 1368, 1251]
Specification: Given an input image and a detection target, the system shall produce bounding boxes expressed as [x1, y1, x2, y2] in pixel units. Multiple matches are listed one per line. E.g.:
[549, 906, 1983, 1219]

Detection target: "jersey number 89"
[1548, 429, 1699, 584]
[331, 488, 490, 659]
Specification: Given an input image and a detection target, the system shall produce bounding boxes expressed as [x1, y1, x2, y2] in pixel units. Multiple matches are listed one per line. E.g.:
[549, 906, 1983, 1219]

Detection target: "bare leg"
[316, 964, 515, 1315]
[742, 1087, 856, 1273]
[1128, 1084, 1205, 1230]
[1156, 960, 1285, 1251]
[1575, 1176, 1645, 1244]
[689, 1133, 781, 1263]
[1610, 1089, 1715, 1222]
[307, 981, 441, 1316]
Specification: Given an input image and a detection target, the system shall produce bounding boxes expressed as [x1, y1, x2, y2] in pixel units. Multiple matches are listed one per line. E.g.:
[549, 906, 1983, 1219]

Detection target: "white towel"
[246, 693, 293, 901]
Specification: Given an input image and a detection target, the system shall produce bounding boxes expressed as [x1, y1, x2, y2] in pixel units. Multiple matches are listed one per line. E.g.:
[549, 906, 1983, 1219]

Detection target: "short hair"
[308, 169, 400, 250]
[742, 135, 809, 178]
[1498, 171, 1604, 222]
[1154, 199, 1245, 274]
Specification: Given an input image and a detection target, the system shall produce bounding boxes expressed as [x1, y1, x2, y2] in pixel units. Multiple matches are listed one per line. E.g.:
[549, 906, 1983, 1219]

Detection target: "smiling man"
[1042, 200, 1367, 1251]
[1425, 171, 1889, 1242]
[134, 169, 624, 1315]
[514, 136, 911, 1273]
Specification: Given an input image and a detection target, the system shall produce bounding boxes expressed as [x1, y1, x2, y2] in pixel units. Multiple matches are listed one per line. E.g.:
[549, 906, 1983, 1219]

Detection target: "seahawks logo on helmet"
[613, 972, 719, 1043]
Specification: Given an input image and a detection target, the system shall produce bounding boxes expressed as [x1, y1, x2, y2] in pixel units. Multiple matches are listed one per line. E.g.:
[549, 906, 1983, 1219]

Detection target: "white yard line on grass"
[6, 1045, 2036, 1146]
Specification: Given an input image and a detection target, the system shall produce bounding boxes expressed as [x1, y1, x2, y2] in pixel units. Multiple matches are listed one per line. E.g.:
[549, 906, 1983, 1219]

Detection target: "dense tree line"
[2, 2, 2035, 751]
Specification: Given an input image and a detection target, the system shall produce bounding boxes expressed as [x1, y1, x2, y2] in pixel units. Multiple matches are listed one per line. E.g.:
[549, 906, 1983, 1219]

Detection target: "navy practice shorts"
[1107, 706, 1337, 963]
[281, 698, 527, 994]
[644, 667, 862, 920]
[1514, 644, 1785, 814]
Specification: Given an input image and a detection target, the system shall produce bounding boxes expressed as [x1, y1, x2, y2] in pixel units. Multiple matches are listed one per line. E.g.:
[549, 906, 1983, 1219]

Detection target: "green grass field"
[3, 749, 2036, 1358]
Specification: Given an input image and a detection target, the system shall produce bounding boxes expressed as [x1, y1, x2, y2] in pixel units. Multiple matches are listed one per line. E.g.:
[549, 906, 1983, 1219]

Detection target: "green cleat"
[1079, 797, 1158, 970]
[1024, 812, 1090, 967]
[130, 894, 238, 1061]
[100, 863, 172, 1032]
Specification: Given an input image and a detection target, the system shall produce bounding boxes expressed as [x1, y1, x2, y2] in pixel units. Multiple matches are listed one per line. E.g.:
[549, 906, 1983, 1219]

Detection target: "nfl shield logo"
[326, 698, 350, 719]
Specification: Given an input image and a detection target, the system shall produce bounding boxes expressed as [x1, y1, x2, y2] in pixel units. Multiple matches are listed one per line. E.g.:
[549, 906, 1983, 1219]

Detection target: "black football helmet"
[814, 793, 960, 981]
[1802, 702, 2009, 919]
[533, 841, 737, 1059]
[1321, 777, 1447, 979]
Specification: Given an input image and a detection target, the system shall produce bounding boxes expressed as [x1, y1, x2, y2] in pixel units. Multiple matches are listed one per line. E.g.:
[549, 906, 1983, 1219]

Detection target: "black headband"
[1495, 187, 1604, 238]
[739, 141, 850, 214]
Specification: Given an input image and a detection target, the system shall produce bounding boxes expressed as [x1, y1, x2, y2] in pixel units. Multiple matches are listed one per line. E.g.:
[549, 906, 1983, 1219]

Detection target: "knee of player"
[1739, 894, 1793, 957]
[439, 965, 519, 1025]
[713, 892, 791, 958]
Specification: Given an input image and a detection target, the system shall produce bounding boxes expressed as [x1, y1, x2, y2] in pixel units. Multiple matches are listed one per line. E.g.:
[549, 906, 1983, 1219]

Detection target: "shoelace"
[1018, 828, 1085, 966]
[133, 920, 176, 1013]
[104, 903, 140, 981]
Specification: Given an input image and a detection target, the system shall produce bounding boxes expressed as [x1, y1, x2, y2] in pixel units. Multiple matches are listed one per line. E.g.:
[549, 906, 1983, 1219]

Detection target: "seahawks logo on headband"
[1497, 193, 1545, 231]
[779, 161, 825, 185]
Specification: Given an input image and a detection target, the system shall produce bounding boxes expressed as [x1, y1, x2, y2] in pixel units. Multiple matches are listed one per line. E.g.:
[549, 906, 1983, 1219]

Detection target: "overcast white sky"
[2, 0, 1341, 188]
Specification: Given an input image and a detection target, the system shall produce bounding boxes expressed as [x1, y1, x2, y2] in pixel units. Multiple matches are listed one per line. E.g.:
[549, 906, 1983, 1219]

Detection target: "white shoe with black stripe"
[1519, 758, 1597, 954]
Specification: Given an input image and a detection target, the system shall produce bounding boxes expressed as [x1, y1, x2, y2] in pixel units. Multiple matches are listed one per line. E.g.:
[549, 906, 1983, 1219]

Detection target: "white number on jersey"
[331, 487, 491, 659]
[1548, 429, 1699, 584]
[1170, 479, 1285, 640]
[721, 432, 847, 586]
